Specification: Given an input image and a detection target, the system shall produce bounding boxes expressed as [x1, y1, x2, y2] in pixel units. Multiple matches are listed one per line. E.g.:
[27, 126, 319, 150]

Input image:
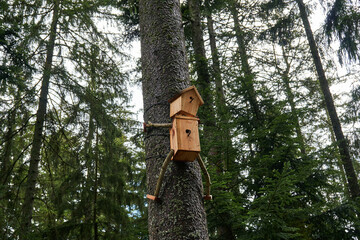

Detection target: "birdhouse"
[145, 85, 212, 201]
[170, 115, 200, 162]
[169, 86, 204, 118]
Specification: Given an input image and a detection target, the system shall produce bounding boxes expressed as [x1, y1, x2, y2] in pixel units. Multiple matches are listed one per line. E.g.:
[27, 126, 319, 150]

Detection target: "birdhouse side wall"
[170, 119, 179, 156]
[170, 97, 182, 118]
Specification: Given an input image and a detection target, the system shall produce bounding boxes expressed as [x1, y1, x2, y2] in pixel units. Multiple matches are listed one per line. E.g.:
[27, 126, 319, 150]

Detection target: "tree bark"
[20, 0, 60, 238]
[139, 0, 209, 239]
[296, 0, 360, 198]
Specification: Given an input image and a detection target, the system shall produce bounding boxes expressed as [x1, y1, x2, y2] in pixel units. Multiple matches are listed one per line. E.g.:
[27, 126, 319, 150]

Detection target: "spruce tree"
[139, 0, 209, 238]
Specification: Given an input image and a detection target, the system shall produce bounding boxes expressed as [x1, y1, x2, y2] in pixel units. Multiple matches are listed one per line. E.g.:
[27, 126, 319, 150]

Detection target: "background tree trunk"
[188, 1, 235, 239]
[279, 46, 306, 155]
[296, 0, 360, 198]
[230, 1, 262, 123]
[139, 0, 209, 239]
[20, 1, 60, 238]
[206, 7, 233, 170]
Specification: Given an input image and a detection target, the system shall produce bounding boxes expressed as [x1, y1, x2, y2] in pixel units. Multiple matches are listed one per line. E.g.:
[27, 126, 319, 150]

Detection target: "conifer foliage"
[1, 0, 360, 239]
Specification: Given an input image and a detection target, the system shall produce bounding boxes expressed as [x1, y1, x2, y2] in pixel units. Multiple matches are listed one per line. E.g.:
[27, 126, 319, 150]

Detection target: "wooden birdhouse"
[169, 86, 204, 118]
[170, 115, 200, 162]
[145, 85, 212, 201]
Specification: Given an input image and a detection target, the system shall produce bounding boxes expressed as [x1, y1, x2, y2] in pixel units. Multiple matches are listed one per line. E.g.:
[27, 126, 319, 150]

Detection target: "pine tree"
[324, 0, 360, 63]
[296, 0, 360, 198]
[20, 1, 60, 237]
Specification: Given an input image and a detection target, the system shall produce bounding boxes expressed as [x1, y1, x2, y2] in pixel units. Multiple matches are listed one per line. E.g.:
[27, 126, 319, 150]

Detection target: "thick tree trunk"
[296, 0, 360, 198]
[20, 1, 60, 238]
[139, 0, 209, 239]
[325, 106, 350, 197]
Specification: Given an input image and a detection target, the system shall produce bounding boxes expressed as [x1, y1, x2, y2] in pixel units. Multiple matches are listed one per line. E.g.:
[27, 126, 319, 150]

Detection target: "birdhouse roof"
[168, 85, 204, 105]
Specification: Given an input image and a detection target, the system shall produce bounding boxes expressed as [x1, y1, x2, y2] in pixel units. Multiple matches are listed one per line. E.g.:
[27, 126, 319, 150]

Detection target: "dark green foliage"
[2, 0, 360, 238]
[0, 0, 147, 239]
[324, 0, 360, 63]
[117, 0, 140, 41]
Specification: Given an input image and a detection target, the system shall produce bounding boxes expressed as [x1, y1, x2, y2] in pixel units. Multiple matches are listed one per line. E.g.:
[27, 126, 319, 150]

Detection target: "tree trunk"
[188, 1, 235, 239]
[188, 0, 216, 155]
[20, 1, 60, 238]
[230, 1, 262, 123]
[296, 0, 360, 198]
[279, 46, 306, 155]
[81, 49, 97, 240]
[206, 8, 233, 170]
[1, 103, 16, 185]
[93, 129, 99, 240]
[139, 0, 209, 239]
[325, 105, 350, 197]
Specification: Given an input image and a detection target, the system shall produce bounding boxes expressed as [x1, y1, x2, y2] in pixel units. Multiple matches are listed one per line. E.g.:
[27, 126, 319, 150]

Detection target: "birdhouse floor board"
[172, 150, 199, 162]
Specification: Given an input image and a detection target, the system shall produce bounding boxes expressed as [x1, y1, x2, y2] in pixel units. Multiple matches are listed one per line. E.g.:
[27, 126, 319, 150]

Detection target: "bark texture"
[296, 0, 360, 198]
[139, 0, 209, 239]
[20, 1, 60, 238]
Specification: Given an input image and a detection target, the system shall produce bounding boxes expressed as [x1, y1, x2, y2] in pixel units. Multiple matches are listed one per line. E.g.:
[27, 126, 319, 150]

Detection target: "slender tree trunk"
[188, 0, 216, 144]
[80, 110, 94, 240]
[325, 105, 350, 197]
[81, 51, 97, 240]
[206, 8, 233, 170]
[230, 1, 262, 123]
[189, 1, 235, 239]
[93, 129, 99, 240]
[1, 104, 16, 185]
[20, 1, 60, 238]
[296, 0, 360, 198]
[279, 46, 306, 155]
[139, 0, 209, 239]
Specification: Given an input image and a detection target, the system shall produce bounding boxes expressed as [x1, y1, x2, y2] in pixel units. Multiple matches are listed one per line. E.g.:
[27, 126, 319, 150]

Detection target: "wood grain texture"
[170, 115, 200, 162]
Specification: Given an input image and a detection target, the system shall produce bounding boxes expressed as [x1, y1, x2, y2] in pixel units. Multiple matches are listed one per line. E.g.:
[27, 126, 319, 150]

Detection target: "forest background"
[1, 0, 360, 239]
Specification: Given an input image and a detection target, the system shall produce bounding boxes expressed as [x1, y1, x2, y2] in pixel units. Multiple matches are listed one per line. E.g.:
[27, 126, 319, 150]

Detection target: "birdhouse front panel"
[169, 86, 204, 118]
[170, 115, 200, 162]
